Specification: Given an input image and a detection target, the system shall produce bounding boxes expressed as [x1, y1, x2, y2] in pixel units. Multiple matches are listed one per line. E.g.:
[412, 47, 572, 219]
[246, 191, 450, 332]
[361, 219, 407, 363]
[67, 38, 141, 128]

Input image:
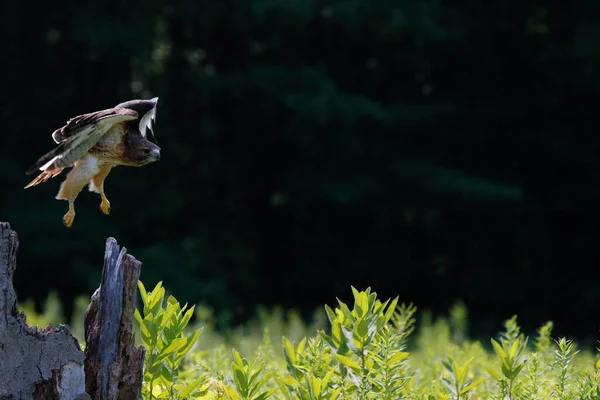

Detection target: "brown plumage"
[25, 98, 161, 227]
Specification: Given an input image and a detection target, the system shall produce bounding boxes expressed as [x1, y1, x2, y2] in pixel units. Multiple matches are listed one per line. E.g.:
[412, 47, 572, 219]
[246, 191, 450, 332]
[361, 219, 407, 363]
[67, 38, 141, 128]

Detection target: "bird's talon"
[63, 211, 75, 228]
[100, 200, 111, 215]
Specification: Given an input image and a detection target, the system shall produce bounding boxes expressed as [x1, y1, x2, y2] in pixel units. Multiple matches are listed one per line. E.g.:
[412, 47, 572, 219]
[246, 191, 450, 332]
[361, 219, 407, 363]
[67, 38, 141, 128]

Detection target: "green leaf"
[509, 339, 520, 360]
[321, 370, 334, 387]
[233, 349, 248, 368]
[277, 376, 299, 387]
[383, 296, 399, 324]
[460, 378, 485, 394]
[233, 363, 249, 395]
[160, 302, 180, 328]
[337, 300, 354, 324]
[282, 337, 297, 364]
[357, 318, 369, 338]
[177, 305, 196, 332]
[367, 292, 377, 315]
[354, 291, 368, 318]
[353, 318, 369, 348]
[147, 360, 163, 378]
[142, 318, 156, 346]
[160, 365, 173, 384]
[179, 377, 205, 398]
[329, 387, 342, 400]
[174, 328, 202, 365]
[166, 295, 178, 307]
[441, 358, 453, 372]
[146, 282, 165, 316]
[511, 363, 525, 379]
[341, 325, 357, 352]
[351, 286, 360, 303]
[137, 280, 148, 306]
[154, 337, 187, 364]
[331, 320, 344, 349]
[134, 309, 143, 326]
[335, 354, 361, 372]
[310, 375, 322, 398]
[226, 385, 243, 400]
[453, 361, 464, 382]
[248, 362, 267, 392]
[297, 337, 307, 354]
[440, 377, 456, 394]
[389, 351, 409, 364]
[275, 377, 296, 400]
[491, 338, 506, 360]
[325, 305, 337, 327]
[253, 388, 278, 400]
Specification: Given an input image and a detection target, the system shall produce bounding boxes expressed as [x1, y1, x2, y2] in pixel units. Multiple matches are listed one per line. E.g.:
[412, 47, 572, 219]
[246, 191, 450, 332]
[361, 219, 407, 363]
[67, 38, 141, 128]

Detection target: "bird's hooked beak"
[152, 148, 161, 161]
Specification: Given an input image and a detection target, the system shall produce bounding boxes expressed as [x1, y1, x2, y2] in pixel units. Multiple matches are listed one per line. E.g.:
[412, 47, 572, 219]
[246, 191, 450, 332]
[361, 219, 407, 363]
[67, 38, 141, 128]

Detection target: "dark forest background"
[2, 0, 600, 342]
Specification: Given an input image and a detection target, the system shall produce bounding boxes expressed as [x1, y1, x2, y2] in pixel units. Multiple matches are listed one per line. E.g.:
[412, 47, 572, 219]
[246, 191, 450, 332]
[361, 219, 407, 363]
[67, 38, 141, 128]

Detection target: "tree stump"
[83, 238, 145, 399]
[0, 222, 88, 400]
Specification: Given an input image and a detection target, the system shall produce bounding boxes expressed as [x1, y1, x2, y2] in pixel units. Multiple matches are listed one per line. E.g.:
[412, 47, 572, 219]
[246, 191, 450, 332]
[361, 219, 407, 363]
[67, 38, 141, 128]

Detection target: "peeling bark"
[84, 237, 145, 399]
[0, 222, 88, 400]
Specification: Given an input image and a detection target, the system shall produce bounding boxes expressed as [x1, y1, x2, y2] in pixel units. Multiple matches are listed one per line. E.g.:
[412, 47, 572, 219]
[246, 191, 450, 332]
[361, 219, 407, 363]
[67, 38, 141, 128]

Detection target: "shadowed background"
[1, 0, 599, 341]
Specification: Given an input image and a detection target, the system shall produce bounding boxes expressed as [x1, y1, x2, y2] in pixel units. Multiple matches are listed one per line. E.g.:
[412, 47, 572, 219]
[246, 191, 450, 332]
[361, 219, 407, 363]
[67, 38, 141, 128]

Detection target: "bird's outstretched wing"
[26, 107, 138, 176]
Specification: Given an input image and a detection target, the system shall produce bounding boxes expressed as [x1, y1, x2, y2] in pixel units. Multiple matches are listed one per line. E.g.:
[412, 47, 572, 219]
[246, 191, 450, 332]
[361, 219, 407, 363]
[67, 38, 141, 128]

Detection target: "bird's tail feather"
[24, 168, 64, 189]
[25, 143, 66, 175]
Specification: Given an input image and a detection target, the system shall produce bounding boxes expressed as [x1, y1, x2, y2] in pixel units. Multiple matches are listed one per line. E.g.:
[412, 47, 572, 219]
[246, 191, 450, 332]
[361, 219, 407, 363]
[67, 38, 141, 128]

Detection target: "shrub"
[21, 284, 600, 399]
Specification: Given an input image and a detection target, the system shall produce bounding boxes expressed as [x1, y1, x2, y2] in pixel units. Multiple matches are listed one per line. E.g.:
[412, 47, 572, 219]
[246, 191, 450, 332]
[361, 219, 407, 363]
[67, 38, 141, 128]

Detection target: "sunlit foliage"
[21, 284, 600, 399]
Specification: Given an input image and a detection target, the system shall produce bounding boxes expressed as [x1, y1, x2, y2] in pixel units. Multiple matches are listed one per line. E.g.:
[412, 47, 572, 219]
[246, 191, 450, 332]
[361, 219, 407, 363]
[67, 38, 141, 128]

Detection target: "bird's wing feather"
[139, 105, 156, 138]
[51, 107, 137, 143]
[26, 108, 137, 175]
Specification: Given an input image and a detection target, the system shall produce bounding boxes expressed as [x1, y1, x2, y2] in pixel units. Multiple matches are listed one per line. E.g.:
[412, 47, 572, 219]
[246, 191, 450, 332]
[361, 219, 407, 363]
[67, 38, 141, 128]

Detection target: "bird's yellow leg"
[100, 192, 111, 215]
[63, 200, 76, 228]
[91, 165, 113, 215]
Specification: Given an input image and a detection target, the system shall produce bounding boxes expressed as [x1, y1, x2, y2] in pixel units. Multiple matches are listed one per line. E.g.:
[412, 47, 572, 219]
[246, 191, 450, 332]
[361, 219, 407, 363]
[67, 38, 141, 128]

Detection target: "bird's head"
[116, 97, 158, 139]
[123, 129, 161, 166]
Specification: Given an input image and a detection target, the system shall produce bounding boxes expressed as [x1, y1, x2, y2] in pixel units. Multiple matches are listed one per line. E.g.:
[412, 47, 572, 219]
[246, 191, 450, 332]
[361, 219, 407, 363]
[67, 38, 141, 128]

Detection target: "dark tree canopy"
[1, 0, 600, 340]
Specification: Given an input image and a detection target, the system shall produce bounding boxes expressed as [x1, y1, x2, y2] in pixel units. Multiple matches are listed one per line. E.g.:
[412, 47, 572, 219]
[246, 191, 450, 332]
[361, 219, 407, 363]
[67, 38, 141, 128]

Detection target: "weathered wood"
[84, 237, 145, 400]
[0, 222, 88, 400]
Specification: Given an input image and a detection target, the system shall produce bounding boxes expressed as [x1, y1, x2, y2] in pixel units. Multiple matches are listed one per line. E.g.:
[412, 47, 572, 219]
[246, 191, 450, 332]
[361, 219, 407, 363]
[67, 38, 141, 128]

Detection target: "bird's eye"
[143, 148, 151, 154]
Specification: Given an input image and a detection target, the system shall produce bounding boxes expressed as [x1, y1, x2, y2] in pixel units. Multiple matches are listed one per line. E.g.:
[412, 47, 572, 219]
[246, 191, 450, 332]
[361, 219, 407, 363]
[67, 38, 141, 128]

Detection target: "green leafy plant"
[369, 325, 409, 399]
[489, 336, 528, 398]
[227, 349, 278, 400]
[534, 321, 554, 353]
[320, 287, 404, 399]
[278, 336, 342, 400]
[135, 281, 204, 399]
[487, 315, 528, 399]
[440, 357, 484, 400]
[553, 338, 579, 400]
[521, 352, 546, 399]
[21, 285, 600, 400]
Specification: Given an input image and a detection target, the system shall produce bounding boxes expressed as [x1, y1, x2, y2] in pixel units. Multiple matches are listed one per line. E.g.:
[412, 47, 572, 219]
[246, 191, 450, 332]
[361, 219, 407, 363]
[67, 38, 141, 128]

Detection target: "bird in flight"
[25, 98, 161, 227]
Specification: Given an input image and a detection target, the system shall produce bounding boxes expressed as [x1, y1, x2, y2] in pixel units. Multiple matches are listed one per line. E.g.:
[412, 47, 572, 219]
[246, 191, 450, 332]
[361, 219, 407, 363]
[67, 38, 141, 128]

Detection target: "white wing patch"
[42, 124, 97, 171]
[40, 155, 61, 171]
[139, 98, 158, 138]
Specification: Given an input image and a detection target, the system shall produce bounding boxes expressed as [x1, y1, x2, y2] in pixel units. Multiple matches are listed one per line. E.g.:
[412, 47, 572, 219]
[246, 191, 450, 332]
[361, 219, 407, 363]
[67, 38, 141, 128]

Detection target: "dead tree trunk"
[83, 237, 145, 399]
[0, 222, 88, 400]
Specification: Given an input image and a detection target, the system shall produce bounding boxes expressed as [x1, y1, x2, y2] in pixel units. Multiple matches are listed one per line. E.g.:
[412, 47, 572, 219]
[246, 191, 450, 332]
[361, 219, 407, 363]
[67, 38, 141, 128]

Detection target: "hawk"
[25, 98, 161, 228]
